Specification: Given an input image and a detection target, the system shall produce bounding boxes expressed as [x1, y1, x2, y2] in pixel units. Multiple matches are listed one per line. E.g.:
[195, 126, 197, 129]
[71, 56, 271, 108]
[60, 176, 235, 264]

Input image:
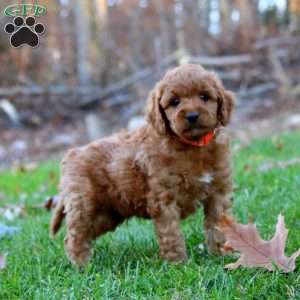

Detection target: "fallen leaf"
[259, 158, 300, 172]
[48, 171, 57, 183]
[243, 164, 252, 172]
[275, 141, 284, 151]
[0, 254, 6, 270]
[219, 214, 300, 272]
[272, 137, 284, 152]
[0, 204, 26, 221]
[15, 162, 38, 173]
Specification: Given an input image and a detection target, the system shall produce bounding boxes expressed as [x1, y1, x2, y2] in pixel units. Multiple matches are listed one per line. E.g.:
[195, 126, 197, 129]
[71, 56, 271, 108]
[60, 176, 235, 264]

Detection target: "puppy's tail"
[50, 197, 65, 236]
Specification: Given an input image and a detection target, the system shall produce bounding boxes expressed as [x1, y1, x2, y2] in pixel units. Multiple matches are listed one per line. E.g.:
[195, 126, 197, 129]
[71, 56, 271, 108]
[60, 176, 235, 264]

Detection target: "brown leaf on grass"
[48, 171, 57, 183]
[0, 254, 6, 270]
[12, 161, 38, 173]
[275, 141, 284, 152]
[219, 214, 300, 272]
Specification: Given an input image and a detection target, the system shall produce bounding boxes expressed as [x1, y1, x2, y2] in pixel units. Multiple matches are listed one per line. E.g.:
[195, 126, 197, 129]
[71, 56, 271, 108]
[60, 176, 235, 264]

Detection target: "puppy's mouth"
[182, 127, 211, 141]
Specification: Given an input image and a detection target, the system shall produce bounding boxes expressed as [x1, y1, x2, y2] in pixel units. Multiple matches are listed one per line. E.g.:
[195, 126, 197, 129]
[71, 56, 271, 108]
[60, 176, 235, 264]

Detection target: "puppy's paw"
[162, 251, 188, 263]
[160, 244, 188, 263]
[64, 236, 92, 266]
[205, 227, 226, 256]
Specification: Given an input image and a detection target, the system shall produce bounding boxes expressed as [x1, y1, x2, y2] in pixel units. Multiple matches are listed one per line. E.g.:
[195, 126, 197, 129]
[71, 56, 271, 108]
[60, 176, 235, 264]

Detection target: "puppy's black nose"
[186, 112, 199, 123]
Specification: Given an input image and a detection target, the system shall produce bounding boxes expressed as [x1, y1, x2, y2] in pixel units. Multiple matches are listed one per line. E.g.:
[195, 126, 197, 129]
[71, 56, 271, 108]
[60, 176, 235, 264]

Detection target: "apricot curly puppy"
[51, 64, 235, 266]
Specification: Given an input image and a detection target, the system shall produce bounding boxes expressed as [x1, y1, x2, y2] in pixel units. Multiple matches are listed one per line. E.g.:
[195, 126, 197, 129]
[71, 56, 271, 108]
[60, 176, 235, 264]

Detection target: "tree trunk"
[91, 0, 108, 85]
[220, 0, 231, 34]
[235, 0, 259, 51]
[153, 0, 172, 56]
[175, 0, 186, 51]
[74, 0, 92, 85]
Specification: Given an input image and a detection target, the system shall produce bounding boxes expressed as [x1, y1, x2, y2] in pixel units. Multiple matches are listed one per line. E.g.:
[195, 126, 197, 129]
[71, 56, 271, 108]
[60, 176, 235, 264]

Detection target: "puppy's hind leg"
[63, 188, 95, 266]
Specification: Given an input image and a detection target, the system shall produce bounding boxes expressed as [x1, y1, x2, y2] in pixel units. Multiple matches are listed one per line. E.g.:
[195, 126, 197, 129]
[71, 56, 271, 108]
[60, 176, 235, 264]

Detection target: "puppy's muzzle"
[186, 112, 199, 124]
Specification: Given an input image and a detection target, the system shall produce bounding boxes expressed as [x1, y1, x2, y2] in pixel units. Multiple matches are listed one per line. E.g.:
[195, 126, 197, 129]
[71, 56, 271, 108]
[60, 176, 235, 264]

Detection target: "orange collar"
[178, 129, 217, 147]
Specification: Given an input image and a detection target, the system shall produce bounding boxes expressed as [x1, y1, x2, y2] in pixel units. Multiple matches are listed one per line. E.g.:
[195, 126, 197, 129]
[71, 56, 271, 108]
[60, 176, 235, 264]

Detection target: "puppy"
[51, 64, 235, 265]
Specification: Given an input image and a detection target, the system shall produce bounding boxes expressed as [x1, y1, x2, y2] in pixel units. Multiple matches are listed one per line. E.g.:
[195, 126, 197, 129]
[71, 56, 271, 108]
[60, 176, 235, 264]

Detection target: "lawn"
[0, 132, 300, 300]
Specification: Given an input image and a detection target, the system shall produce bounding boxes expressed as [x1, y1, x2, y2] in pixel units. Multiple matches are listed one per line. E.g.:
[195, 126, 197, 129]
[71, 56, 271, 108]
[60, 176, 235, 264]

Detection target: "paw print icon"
[4, 16, 45, 48]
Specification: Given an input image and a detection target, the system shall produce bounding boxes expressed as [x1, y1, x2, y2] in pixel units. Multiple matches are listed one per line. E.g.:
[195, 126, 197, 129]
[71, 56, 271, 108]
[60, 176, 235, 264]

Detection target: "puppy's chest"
[180, 170, 214, 194]
[177, 156, 215, 187]
[175, 151, 215, 203]
[172, 170, 213, 218]
[196, 172, 214, 185]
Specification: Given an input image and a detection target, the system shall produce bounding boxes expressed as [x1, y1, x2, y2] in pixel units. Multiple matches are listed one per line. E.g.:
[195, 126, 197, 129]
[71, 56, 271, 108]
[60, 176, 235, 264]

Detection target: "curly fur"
[51, 64, 235, 265]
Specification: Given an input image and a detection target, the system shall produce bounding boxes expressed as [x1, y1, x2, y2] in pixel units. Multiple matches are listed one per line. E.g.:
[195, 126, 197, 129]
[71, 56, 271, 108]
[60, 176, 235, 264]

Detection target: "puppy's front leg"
[203, 176, 233, 255]
[151, 200, 187, 262]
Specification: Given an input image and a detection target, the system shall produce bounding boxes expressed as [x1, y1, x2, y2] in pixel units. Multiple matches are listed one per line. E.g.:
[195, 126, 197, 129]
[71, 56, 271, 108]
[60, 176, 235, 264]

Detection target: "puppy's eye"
[199, 94, 209, 102]
[170, 97, 180, 107]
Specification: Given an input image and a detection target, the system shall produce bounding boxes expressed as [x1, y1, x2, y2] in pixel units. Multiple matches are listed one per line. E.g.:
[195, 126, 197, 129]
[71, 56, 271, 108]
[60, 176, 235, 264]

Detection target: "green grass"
[1, 132, 300, 300]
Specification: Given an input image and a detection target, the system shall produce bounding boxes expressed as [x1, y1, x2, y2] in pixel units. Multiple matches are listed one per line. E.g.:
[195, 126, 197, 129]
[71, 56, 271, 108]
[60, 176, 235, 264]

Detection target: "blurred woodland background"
[0, 0, 300, 168]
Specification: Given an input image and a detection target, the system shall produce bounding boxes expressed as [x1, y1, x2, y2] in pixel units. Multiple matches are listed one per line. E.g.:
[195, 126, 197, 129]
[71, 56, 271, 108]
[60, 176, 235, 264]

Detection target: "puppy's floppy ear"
[145, 84, 166, 135]
[217, 87, 235, 126]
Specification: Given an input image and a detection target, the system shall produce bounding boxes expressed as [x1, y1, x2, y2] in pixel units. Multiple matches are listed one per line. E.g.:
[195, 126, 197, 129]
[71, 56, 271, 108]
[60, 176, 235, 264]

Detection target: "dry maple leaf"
[219, 214, 300, 272]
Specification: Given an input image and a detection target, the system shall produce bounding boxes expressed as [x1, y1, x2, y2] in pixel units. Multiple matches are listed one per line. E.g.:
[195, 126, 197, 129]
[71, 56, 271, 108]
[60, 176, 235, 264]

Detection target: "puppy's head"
[146, 64, 234, 140]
